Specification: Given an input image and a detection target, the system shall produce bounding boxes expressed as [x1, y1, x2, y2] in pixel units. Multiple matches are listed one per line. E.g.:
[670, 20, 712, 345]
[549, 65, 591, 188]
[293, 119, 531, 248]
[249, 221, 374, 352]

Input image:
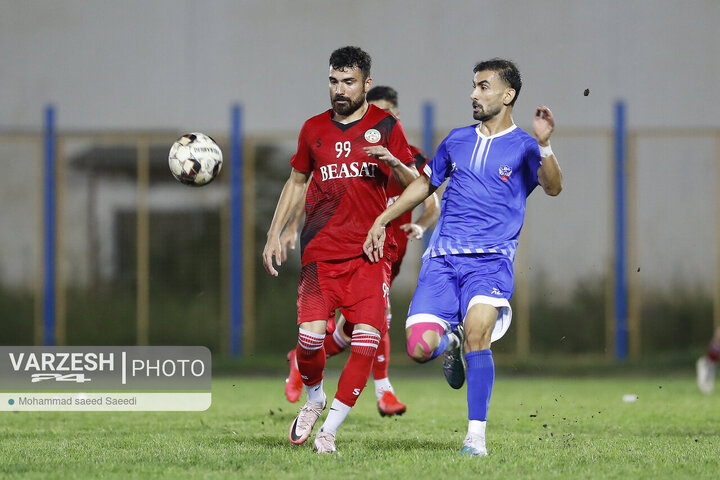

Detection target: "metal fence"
[0, 124, 718, 358]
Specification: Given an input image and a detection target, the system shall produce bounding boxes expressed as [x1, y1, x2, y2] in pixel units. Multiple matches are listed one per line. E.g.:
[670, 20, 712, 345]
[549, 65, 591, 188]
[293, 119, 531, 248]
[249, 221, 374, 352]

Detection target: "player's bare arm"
[363, 145, 419, 187]
[364, 174, 437, 262]
[400, 191, 440, 239]
[533, 105, 563, 196]
[279, 205, 301, 262]
[262, 168, 311, 276]
[278, 177, 310, 262]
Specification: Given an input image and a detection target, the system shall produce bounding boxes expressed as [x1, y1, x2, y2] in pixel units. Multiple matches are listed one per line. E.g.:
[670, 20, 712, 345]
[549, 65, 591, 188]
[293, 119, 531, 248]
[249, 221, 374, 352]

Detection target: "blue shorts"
[406, 254, 514, 343]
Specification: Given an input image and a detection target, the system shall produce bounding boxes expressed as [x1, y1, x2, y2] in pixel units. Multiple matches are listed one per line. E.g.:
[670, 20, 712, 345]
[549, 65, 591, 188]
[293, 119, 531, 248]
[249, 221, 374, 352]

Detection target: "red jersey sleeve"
[387, 119, 415, 169]
[290, 121, 313, 173]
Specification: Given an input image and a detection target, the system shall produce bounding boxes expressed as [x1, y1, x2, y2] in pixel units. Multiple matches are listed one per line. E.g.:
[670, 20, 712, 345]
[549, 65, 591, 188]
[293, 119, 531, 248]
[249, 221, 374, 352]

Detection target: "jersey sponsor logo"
[352, 388, 361, 396]
[364, 128, 381, 143]
[319, 161, 378, 181]
[499, 165, 512, 182]
[316, 138, 322, 148]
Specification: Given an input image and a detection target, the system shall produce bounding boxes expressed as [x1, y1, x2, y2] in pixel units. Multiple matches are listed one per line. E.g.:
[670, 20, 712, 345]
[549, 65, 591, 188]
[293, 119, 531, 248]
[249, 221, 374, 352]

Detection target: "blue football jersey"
[423, 123, 542, 261]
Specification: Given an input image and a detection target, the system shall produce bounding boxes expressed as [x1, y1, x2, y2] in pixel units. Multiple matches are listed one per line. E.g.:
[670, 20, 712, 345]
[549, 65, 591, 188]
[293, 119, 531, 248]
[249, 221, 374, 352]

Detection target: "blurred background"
[1, 0, 718, 367]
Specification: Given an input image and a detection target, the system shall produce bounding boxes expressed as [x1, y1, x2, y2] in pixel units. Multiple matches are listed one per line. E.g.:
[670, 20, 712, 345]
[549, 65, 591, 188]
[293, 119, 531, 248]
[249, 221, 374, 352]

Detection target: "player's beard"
[472, 101, 501, 122]
[332, 93, 365, 116]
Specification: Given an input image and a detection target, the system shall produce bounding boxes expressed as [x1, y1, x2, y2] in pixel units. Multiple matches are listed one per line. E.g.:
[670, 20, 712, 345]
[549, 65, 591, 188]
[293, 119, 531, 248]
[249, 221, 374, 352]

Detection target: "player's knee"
[405, 324, 442, 363]
[407, 342, 432, 363]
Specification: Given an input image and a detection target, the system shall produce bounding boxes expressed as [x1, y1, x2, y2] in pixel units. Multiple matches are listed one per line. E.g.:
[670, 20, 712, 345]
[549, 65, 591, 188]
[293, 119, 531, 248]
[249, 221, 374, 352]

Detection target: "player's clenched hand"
[363, 221, 386, 263]
[262, 237, 283, 277]
[363, 146, 400, 167]
[278, 228, 297, 262]
[533, 106, 555, 145]
[400, 222, 425, 239]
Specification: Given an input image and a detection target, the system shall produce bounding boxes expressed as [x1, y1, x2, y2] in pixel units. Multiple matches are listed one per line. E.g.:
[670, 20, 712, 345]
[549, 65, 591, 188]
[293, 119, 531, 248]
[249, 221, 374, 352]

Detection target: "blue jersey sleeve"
[426, 136, 452, 188]
[523, 139, 542, 194]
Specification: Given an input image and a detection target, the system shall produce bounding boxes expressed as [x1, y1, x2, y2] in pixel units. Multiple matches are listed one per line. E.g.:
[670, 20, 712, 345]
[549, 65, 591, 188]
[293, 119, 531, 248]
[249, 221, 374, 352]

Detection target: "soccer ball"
[168, 133, 223, 186]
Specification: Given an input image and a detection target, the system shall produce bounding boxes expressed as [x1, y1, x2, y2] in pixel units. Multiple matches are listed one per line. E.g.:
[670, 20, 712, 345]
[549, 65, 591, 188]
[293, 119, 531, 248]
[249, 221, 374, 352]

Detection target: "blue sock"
[465, 349, 494, 421]
[429, 333, 450, 360]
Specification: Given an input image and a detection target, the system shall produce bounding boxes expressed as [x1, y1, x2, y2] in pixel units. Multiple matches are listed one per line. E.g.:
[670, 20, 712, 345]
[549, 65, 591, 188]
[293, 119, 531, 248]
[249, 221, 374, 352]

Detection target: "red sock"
[335, 330, 381, 406]
[372, 300, 392, 379]
[707, 341, 720, 362]
[296, 328, 326, 386]
[372, 332, 390, 380]
[323, 328, 348, 357]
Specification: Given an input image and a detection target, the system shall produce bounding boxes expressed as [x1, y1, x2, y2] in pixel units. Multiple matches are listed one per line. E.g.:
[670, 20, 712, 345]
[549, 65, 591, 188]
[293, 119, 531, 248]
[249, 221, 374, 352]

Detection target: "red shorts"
[297, 256, 391, 334]
[390, 259, 402, 283]
[332, 256, 400, 334]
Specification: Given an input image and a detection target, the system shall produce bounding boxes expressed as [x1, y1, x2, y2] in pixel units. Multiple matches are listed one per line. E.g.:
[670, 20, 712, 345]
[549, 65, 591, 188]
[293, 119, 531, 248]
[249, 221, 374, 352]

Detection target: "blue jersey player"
[363, 58, 562, 457]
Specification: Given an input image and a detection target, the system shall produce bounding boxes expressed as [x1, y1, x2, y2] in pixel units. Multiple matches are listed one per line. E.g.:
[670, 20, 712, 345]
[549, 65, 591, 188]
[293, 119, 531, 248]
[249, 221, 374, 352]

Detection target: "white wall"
[1, 0, 718, 134]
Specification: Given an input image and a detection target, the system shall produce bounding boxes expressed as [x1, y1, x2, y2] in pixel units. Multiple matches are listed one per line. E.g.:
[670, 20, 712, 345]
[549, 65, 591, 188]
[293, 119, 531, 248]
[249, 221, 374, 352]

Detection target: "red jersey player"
[262, 47, 418, 454]
[281, 86, 440, 417]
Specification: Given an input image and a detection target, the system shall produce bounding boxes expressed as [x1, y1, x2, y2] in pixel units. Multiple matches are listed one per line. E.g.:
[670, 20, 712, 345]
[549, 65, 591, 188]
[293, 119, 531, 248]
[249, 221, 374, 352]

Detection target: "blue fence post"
[43, 105, 56, 346]
[422, 101, 435, 160]
[614, 101, 628, 360]
[229, 104, 243, 356]
[422, 101, 435, 248]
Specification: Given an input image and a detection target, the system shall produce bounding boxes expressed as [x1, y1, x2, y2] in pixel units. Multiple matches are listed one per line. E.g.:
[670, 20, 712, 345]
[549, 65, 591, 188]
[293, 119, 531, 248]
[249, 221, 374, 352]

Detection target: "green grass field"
[2, 370, 719, 479]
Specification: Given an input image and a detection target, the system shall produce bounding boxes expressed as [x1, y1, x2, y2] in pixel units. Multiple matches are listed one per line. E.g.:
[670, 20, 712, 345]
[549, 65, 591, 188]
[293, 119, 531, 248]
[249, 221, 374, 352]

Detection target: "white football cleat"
[313, 429, 337, 454]
[289, 395, 326, 445]
[696, 356, 716, 395]
[459, 433, 488, 457]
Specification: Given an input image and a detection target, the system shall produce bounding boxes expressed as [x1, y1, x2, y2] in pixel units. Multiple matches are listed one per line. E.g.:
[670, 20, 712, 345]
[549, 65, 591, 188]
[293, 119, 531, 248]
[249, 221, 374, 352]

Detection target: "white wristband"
[539, 144, 553, 158]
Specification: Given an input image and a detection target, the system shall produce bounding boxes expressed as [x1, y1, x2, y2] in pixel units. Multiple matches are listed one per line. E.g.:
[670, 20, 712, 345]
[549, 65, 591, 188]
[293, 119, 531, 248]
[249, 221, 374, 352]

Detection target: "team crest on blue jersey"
[499, 165, 512, 182]
[364, 129, 381, 143]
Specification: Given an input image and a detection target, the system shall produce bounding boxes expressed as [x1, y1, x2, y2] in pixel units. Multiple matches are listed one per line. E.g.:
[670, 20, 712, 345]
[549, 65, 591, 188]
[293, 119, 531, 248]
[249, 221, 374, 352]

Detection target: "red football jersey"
[385, 145, 430, 264]
[291, 104, 415, 265]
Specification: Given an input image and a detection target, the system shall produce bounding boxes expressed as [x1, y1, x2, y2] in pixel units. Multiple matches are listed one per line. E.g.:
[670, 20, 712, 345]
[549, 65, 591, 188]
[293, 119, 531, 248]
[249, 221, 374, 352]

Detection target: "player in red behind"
[281, 86, 440, 417]
[262, 47, 419, 454]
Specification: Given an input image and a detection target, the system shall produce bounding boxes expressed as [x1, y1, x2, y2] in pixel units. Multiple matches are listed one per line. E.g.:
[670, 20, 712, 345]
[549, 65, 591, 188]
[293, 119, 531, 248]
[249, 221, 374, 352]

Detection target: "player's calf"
[323, 327, 349, 357]
[334, 329, 381, 405]
[296, 328, 326, 386]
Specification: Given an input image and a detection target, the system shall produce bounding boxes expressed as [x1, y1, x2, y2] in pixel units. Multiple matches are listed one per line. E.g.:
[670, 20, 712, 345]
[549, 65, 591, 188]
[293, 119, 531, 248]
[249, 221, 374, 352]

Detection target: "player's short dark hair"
[473, 58, 522, 106]
[366, 86, 398, 107]
[329, 46, 372, 79]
